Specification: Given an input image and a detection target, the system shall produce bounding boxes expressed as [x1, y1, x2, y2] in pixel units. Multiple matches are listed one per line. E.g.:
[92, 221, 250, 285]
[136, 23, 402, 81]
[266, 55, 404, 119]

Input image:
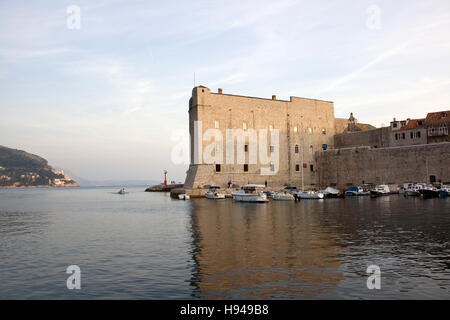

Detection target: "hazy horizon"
[1, 0, 449, 182]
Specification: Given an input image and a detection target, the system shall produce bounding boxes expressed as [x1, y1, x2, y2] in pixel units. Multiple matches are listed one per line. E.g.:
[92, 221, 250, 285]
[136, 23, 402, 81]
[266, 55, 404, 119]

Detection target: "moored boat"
[419, 185, 440, 198]
[295, 190, 324, 199]
[319, 187, 340, 198]
[232, 184, 268, 203]
[272, 190, 294, 201]
[345, 186, 370, 196]
[439, 186, 449, 198]
[178, 194, 190, 200]
[205, 186, 226, 199]
[370, 185, 390, 197]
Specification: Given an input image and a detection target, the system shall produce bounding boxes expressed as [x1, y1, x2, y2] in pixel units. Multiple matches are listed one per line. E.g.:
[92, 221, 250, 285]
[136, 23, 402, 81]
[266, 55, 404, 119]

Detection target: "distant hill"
[0, 145, 77, 188]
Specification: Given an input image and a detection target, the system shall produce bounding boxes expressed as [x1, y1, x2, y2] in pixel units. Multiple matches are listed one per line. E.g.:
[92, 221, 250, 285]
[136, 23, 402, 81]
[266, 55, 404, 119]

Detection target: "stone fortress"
[182, 86, 449, 195]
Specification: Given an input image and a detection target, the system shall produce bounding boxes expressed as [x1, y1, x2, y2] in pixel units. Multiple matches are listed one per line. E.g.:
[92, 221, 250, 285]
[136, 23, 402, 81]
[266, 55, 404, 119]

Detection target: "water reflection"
[188, 200, 344, 299]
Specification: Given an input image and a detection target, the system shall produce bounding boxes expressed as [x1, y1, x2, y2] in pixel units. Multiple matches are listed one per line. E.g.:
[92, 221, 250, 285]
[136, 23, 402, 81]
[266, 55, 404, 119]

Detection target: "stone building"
[184, 86, 350, 189]
[424, 111, 449, 144]
[389, 118, 427, 147]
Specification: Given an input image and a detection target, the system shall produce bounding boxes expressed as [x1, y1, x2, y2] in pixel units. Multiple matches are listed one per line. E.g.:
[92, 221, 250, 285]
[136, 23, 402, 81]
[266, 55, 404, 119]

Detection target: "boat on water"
[178, 194, 190, 200]
[370, 185, 390, 197]
[319, 187, 341, 198]
[345, 186, 370, 196]
[419, 185, 440, 198]
[232, 184, 268, 203]
[439, 185, 449, 198]
[205, 186, 226, 199]
[118, 188, 126, 194]
[272, 190, 294, 201]
[295, 190, 324, 199]
[404, 184, 423, 197]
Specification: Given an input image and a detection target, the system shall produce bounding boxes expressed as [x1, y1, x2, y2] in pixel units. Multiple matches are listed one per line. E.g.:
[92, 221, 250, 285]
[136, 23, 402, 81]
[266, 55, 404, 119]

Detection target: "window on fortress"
[270, 146, 275, 153]
[309, 146, 313, 154]
[215, 164, 221, 172]
[310, 165, 314, 172]
[410, 132, 414, 139]
[244, 144, 248, 152]
[395, 133, 398, 140]
[402, 133, 405, 139]
[294, 126, 298, 133]
[295, 145, 299, 153]
[244, 164, 248, 172]
[214, 120, 220, 129]
[243, 122, 248, 130]
[270, 164, 275, 172]
[295, 164, 300, 172]
[416, 131, 421, 138]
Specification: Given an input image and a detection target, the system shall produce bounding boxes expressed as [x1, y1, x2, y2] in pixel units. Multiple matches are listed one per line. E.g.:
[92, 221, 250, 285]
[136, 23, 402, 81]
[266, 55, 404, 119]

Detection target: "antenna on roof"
[194, 72, 196, 87]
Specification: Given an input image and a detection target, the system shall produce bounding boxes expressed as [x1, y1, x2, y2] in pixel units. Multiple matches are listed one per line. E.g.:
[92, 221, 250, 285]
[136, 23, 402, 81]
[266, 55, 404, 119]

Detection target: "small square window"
[215, 164, 221, 172]
[295, 164, 300, 171]
[244, 144, 248, 152]
[310, 165, 314, 172]
[270, 146, 275, 153]
[244, 164, 248, 172]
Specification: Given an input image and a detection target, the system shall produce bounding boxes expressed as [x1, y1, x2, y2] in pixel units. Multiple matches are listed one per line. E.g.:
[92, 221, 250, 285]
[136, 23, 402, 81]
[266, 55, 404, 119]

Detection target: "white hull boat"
[296, 190, 324, 199]
[232, 184, 268, 203]
[272, 191, 294, 201]
[205, 191, 226, 199]
[178, 194, 190, 200]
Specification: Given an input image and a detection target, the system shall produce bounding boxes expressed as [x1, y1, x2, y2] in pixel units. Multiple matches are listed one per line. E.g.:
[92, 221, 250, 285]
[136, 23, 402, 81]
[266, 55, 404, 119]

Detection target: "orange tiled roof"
[400, 118, 425, 130]
[424, 110, 450, 126]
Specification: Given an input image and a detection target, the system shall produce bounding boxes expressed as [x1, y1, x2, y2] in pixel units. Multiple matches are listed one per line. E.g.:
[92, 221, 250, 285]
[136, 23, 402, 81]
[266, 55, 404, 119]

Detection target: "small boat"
[295, 190, 324, 199]
[370, 185, 390, 197]
[178, 194, 190, 200]
[419, 185, 440, 198]
[272, 190, 294, 201]
[118, 188, 126, 194]
[404, 184, 422, 197]
[205, 186, 226, 199]
[439, 186, 449, 198]
[319, 187, 340, 198]
[345, 186, 370, 196]
[232, 184, 268, 203]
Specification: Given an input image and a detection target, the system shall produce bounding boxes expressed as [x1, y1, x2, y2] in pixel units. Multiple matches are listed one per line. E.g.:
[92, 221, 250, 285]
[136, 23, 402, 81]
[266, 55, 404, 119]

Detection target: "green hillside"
[0, 145, 77, 188]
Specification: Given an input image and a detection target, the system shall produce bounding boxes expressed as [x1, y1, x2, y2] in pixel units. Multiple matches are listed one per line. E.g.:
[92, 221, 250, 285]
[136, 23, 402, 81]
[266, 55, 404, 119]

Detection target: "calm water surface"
[0, 186, 449, 299]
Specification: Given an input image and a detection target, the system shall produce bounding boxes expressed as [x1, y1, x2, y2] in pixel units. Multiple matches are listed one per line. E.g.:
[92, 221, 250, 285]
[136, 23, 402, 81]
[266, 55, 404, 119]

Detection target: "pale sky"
[1, 0, 449, 182]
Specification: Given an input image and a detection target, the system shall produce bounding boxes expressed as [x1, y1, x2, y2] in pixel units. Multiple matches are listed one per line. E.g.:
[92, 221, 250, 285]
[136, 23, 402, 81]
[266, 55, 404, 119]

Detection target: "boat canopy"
[209, 186, 221, 189]
[347, 186, 359, 192]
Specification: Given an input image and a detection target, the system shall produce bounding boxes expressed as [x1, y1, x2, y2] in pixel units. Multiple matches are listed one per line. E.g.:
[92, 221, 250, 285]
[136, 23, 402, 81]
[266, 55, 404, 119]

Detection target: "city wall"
[316, 142, 450, 190]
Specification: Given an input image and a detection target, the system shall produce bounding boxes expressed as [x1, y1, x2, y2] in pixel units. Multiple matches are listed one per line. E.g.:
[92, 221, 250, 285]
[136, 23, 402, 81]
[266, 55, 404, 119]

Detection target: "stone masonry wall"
[316, 142, 450, 190]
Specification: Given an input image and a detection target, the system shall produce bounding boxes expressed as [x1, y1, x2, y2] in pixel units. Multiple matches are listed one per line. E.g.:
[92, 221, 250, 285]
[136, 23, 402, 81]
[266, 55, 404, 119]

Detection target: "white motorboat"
[272, 191, 294, 201]
[296, 190, 324, 199]
[178, 194, 190, 200]
[232, 184, 268, 203]
[319, 187, 340, 198]
[370, 184, 390, 196]
[205, 186, 226, 199]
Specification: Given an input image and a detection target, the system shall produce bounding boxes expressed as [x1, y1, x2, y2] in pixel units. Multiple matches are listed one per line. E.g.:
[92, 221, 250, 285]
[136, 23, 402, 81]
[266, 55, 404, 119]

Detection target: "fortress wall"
[334, 127, 390, 149]
[316, 142, 450, 190]
[185, 87, 337, 189]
